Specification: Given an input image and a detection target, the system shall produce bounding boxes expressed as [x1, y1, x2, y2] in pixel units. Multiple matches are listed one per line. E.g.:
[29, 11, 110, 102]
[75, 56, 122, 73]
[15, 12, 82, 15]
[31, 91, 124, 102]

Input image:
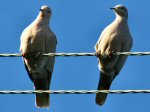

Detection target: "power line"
[0, 90, 150, 94]
[0, 52, 150, 57]
[115, 52, 150, 56]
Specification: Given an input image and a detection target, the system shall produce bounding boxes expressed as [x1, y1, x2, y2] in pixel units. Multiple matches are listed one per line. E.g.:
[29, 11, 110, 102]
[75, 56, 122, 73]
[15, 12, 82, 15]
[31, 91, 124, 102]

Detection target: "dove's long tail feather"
[96, 72, 113, 106]
[36, 92, 49, 108]
[34, 79, 50, 108]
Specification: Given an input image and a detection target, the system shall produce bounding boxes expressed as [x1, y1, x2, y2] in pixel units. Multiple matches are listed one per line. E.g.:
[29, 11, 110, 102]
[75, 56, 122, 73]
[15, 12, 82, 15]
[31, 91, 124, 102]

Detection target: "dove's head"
[110, 5, 128, 20]
[39, 5, 52, 19]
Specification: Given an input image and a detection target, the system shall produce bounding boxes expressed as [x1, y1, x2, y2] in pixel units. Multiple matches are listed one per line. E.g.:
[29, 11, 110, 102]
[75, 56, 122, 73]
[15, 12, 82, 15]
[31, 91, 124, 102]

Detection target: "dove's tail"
[36, 92, 49, 108]
[96, 72, 113, 106]
[34, 79, 50, 108]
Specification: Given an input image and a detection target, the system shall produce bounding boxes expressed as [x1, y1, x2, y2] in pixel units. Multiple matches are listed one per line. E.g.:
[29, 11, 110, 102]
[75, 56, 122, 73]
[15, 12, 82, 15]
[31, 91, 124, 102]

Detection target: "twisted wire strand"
[0, 52, 150, 57]
[114, 52, 150, 56]
[0, 90, 150, 94]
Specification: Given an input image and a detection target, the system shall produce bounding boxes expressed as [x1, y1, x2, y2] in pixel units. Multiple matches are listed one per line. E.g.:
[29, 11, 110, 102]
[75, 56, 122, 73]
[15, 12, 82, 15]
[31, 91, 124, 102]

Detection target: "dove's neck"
[37, 13, 50, 24]
[36, 16, 50, 24]
[115, 14, 128, 23]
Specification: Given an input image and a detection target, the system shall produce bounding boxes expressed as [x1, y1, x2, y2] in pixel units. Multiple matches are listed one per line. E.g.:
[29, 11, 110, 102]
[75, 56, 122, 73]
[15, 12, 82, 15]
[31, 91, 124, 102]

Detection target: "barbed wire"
[1, 52, 150, 57]
[0, 90, 150, 94]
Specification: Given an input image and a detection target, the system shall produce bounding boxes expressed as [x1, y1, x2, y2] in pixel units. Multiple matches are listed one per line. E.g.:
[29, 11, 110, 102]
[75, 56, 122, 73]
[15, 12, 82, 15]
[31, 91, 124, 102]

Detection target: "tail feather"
[96, 72, 113, 106]
[34, 79, 50, 108]
[36, 93, 49, 108]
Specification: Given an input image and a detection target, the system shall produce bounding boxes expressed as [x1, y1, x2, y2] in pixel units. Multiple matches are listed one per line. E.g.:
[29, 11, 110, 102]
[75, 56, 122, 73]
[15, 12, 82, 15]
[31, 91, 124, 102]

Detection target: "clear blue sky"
[0, 0, 149, 112]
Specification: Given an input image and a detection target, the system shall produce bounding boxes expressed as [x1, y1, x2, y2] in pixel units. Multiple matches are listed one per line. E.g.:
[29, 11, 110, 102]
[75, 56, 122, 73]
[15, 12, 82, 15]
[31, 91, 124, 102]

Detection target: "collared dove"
[20, 5, 57, 108]
[94, 5, 133, 106]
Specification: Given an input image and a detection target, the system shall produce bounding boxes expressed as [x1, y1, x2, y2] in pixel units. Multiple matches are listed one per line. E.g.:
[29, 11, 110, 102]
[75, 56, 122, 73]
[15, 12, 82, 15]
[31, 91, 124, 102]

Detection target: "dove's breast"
[21, 24, 51, 55]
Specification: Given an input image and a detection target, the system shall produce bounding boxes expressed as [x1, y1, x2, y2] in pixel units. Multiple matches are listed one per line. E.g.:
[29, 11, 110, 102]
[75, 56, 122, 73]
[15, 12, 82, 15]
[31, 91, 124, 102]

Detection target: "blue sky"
[0, 0, 150, 112]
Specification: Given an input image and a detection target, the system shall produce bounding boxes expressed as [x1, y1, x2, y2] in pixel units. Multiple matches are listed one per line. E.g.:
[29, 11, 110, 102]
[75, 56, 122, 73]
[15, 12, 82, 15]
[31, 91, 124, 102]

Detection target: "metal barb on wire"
[0, 90, 150, 94]
[0, 52, 150, 57]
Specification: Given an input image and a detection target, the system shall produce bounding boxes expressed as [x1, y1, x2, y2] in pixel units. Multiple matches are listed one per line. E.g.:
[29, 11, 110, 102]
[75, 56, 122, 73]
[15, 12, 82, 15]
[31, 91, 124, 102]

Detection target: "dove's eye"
[120, 7, 124, 10]
[47, 11, 50, 13]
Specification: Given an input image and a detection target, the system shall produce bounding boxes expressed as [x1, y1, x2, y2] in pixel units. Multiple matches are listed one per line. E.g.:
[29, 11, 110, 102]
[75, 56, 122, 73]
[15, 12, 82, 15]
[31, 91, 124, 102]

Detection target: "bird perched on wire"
[20, 5, 57, 108]
[94, 5, 133, 106]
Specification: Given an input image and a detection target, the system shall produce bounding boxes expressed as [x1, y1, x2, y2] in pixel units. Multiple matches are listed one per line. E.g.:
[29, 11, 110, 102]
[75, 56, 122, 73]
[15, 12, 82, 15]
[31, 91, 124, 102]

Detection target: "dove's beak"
[39, 9, 43, 12]
[110, 7, 115, 10]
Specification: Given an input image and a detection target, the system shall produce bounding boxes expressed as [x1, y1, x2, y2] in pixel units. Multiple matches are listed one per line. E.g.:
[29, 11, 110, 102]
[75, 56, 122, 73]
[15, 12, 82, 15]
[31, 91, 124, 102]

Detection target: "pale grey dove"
[94, 5, 133, 106]
[20, 5, 57, 108]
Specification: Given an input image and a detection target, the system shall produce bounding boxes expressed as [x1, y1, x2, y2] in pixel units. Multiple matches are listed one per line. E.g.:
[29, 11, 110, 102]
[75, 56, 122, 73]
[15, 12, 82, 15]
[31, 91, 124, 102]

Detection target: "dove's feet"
[95, 50, 101, 58]
[107, 51, 115, 58]
[21, 52, 27, 57]
[21, 52, 42, 58]
[35, 52, 42, 58]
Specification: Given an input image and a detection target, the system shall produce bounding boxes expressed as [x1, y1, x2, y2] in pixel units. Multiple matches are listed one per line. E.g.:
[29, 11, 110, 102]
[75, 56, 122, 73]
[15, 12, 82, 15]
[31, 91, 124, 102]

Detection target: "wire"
[115, 52, 150, 56]
[0, 53, 95, 57]
[0, 90, 150, 94]
[1, 52, 150, 57]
